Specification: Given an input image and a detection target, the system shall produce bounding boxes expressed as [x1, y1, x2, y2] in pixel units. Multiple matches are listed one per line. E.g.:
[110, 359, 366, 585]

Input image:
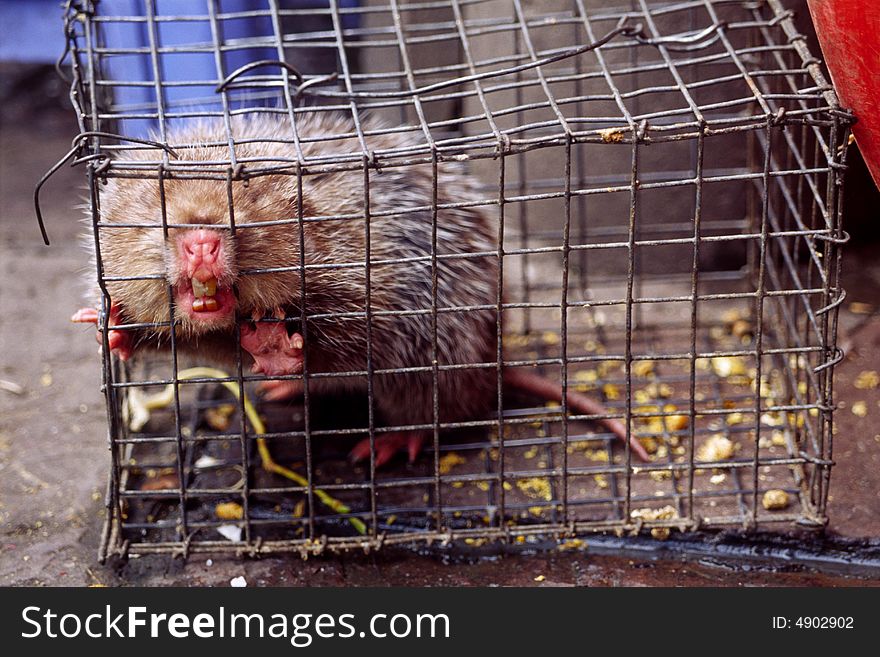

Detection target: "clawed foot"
[350, 431, 426, 468]
[240, 308, 304, 377]
[71, 302, 133, 361]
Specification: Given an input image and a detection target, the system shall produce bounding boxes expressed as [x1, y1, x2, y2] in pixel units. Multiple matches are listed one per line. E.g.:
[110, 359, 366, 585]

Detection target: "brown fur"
[88, 113, 498, 428]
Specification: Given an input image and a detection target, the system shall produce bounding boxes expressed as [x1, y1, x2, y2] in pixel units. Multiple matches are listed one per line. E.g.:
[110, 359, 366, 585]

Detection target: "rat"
[72, 113, 649, 464]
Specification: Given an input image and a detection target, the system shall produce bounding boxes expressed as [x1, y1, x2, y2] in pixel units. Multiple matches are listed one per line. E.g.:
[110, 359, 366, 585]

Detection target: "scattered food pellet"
[762, 489, 790, 510]
[666, 414, 689, 431]
[726, 412, 744, 426]
[709, 473, 727, 485]
[584, 448, 609, 463]
[599, 127, 625, 143]
[533, 574, 546, 582]
[204, 404, 236, 431]
[649, 382, 673, 398]
[731, 319, 752, 338]
[541, 331, 561, 346]
[848, 301, 874, 315]
[761, 412, 784, 426]
[854, 370, 880, 390]
[633, 360, 655, 378]
[721, 308, 743, 324]
[602, 383, 621, 400]
[631, 505, 677, 521]
[710, 356, 747, 378]
[40, 373, 53, 387]
[634, 389, 651, 404]
[438, 452, 466, 474]
[631, 505, 677, 540]
[852, 401, 868, 418]
[558, 539, 584, 551]
[517, 477, 552, 501]
[215, 502, 244, 520]
[696, 435, 735, 462]
[503, 333, 531, 348]
[575, 369, 598, 383]
[230, 576, 247, 588]
[649, 470, 671, 482]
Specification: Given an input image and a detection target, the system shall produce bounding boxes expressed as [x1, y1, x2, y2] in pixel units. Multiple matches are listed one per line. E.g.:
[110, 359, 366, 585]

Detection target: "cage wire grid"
[51, 0, 851, 560]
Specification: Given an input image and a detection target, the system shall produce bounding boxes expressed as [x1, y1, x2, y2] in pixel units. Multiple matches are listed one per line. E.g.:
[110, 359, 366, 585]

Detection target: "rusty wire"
[53, 0, 851, 561]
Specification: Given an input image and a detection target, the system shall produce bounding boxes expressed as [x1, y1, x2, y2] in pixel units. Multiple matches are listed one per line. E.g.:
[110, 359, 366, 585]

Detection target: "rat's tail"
[503, 368, 650, 461]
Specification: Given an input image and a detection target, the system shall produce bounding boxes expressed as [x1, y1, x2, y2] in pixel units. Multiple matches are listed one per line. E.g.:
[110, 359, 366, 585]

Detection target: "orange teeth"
[190, 276, 220, 313]
[191, 276, 217, 298]
[192, 297, 219, 313]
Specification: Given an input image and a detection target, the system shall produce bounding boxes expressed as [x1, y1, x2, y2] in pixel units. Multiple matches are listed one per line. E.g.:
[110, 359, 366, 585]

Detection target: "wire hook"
[34, 132, 178, 246]
[215, 59, 305, 93]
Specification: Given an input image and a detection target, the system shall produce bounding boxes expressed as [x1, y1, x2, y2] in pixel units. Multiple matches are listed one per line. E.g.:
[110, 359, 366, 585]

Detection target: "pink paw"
[71, 303, 133, 361]
[240, 309, 304, 376]
[350, 431, 426, 468]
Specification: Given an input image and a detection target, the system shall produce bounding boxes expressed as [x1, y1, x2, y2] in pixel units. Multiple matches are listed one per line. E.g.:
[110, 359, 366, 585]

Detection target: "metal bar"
[68, 0, 850, 557]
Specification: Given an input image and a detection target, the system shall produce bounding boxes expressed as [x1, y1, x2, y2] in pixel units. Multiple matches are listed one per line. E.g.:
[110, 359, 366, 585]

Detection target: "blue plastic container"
[93, 0, 359, 136]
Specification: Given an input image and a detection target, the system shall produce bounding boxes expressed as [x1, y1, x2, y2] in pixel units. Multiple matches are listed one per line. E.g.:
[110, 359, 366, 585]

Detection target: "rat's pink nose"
[177, 229, 224, 281]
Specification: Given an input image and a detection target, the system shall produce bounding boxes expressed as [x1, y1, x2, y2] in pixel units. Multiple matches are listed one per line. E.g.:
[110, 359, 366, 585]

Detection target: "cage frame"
[45, 0, 852, 561]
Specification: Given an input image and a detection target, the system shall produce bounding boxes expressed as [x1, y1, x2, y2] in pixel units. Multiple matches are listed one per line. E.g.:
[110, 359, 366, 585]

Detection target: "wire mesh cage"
[52, 0, 851, 560]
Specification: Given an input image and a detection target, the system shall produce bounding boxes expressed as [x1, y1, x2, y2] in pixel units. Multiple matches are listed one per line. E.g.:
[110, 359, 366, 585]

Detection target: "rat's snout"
[177, 229, 225, 282]
[173, 228, 235, 317]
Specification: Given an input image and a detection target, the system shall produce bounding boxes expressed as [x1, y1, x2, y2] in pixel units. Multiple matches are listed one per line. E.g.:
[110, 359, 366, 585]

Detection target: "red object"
[808, 0, 880, 188]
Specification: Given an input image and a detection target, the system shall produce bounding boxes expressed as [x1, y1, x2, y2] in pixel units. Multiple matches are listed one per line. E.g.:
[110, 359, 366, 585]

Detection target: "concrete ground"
[1, 72, 878, 587]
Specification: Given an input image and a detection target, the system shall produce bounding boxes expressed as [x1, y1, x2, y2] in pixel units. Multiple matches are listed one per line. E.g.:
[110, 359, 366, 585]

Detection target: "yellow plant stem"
[141, 366, 365, 535]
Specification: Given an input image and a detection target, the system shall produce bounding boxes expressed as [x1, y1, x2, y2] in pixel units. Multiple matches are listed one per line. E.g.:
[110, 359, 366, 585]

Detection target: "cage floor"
[69, 0, 845, 558]
[109, 294, 819, 555]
